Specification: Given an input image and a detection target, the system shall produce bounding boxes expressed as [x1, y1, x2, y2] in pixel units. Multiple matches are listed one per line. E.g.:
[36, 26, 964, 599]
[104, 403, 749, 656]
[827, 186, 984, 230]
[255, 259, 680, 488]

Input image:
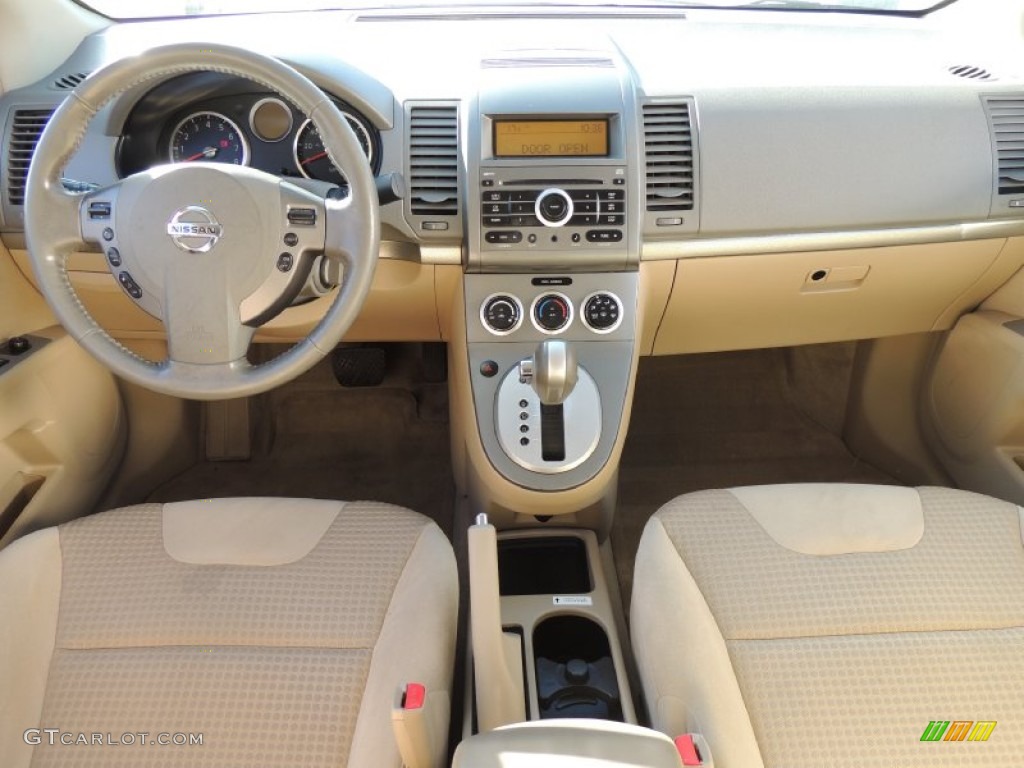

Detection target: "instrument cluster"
[117, 72, 380, 188]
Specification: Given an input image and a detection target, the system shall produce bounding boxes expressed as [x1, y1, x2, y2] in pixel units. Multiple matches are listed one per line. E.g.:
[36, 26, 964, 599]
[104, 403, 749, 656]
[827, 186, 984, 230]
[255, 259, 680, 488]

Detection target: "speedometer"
[169, 111, 249, 165]
[293, 114, 374, 185]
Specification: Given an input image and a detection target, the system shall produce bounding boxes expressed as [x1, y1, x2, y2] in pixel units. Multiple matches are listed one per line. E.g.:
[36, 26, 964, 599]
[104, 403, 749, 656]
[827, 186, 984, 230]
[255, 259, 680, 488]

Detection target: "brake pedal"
[331, 346, 387, 387]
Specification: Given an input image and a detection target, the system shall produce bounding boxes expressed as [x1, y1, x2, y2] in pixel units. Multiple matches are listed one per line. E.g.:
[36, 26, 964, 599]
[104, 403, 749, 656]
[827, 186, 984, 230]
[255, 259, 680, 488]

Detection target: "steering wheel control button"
[277, 253, 294, 272]
[481, 294, 524, 335]
[102, 227, 115, 242]
[117, 271, 143, 300]
[586, 230, 623, 243]
[535, 189, 574, 228]
[106, 248, 122, 268]
[583, 292, 623, 334]
[532, 293, 573, 334]
[479, 360, 499, 378]
[283, 232, 299, 247]
[287, 207, 317, 226]
[166, 206, 223, 253]
[88, 201, 112, 220]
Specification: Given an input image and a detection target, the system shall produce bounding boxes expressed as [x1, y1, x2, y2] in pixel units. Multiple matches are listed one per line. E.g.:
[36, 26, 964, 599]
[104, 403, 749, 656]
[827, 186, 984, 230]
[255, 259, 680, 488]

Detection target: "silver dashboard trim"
[640, 220, 1024, 261]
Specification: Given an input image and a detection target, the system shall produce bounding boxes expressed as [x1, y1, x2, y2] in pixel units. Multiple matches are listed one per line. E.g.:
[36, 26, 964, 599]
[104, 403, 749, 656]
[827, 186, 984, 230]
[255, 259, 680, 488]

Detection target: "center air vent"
[983, 95, 1024, 196]
[407, 103, 460, 219]
[5, 108, 54, 207]
[642, 100, 695, 212]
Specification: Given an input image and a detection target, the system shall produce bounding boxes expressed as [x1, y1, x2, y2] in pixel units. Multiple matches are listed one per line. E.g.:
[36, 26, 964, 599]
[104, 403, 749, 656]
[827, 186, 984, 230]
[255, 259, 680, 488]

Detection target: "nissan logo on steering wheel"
[166, 206, 223, 253]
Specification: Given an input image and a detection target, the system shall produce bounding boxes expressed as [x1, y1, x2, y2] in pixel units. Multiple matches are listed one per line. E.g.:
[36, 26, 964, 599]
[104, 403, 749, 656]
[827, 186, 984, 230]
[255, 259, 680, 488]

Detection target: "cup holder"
[533, 615, 623, 721]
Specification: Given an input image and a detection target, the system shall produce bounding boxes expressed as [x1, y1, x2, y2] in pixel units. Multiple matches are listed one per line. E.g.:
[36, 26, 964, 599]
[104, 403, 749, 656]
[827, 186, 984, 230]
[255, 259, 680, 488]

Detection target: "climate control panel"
[480, 288, 622, 337]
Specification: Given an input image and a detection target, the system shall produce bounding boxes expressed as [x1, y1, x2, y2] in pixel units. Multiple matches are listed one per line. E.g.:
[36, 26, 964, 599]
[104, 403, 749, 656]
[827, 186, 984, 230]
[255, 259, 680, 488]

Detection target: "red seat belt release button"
[675, 734, 701, 766]
[403, 682, 426, 710]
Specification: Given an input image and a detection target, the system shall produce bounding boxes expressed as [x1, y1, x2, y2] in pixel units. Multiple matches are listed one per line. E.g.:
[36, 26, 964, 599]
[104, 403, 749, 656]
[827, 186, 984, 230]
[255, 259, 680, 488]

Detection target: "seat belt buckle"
[674, 733, 714, 767]
[392, 682, 434, 768]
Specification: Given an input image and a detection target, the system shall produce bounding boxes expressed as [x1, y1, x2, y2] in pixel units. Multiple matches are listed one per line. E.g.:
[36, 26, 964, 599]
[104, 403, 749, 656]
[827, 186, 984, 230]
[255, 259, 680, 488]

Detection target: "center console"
[457, 50, 644, 510]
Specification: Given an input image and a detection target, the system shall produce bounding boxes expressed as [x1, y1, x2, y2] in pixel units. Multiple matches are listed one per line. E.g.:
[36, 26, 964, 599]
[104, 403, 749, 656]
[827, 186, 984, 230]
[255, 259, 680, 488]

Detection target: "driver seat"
[0, 498, 458, 768]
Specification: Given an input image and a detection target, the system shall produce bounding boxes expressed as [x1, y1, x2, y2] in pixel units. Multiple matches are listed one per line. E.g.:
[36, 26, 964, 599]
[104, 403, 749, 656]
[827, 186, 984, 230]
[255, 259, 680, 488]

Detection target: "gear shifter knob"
[520, 340, 578, 405]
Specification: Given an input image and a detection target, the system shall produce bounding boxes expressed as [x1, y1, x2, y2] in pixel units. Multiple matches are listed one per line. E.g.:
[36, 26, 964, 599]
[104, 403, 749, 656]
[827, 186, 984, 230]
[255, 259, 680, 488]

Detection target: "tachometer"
[169, 111, 249, 165]
[293, 114, 374, 185]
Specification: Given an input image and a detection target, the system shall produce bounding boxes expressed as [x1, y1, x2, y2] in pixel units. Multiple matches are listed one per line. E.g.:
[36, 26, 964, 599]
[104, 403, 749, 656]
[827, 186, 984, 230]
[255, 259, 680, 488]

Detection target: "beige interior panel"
[453, 720, 684, 768]
[93, 340, 201, 513]
[925, 310, 1024, 505]
[0, 330, 125, 548]
[638, 261, 675, 356]
[653, 239, 1020, 355]
[0, 243, 54, 338]
[843, 333, 952, 486]
[12, 250, 447, 343]
[0, 0, 105, 96]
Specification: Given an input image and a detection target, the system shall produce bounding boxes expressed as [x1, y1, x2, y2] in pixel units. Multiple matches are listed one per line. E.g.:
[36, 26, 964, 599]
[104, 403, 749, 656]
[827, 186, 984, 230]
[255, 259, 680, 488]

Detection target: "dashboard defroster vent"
[949, 65, 996, 82]
[984, 95, 1024, 196]
[5, 108, 54, 207]
[642, 100, 695, 212]
[407, 103, 460, 218]
[52, 72, 91, 90]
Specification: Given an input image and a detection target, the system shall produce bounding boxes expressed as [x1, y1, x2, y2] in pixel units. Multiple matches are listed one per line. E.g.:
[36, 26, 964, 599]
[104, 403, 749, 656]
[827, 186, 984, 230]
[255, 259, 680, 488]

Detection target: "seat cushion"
[631, 484, 1024, 768]
[0, 498, 458, 768]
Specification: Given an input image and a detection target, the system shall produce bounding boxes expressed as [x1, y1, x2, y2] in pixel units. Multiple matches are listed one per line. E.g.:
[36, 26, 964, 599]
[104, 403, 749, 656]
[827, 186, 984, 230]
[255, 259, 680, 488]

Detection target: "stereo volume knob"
[482, 294, 523, 335]
[534, 188, 574, 228]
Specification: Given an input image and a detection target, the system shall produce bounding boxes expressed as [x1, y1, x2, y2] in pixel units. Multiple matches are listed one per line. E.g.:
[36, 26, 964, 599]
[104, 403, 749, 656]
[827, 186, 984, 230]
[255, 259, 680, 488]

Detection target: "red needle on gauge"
[184, 147, 217, 161]
[301, 151, 329, 166]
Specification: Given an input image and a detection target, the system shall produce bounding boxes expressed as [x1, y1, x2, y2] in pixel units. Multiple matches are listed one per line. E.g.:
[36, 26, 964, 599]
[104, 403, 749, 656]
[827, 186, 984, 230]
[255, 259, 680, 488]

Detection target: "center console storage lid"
[452, 719, 683, 767]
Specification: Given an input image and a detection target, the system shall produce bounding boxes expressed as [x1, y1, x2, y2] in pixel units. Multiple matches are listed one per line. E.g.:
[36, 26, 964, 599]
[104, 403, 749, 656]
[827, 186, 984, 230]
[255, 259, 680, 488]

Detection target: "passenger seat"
[630, 484, 1024, 767]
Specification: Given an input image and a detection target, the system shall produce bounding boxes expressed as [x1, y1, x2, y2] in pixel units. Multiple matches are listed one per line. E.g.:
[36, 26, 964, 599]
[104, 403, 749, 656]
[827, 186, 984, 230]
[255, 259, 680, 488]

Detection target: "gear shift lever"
[519, 340, 578, 405]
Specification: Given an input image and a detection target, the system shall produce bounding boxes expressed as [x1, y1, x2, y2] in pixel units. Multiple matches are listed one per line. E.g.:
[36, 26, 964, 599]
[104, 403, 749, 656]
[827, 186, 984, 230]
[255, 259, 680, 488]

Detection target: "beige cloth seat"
[0, 498, 458, 768]
[631, 484, 1024, 768]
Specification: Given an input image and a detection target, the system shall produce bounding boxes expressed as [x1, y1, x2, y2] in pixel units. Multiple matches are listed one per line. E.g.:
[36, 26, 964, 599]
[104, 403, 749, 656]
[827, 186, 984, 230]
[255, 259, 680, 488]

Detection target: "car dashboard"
[1, 7, 1024, 353]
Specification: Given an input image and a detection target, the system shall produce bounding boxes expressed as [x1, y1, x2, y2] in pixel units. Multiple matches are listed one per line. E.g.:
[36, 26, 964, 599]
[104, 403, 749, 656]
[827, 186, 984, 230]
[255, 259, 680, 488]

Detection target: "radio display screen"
[493, 119, 609, 158]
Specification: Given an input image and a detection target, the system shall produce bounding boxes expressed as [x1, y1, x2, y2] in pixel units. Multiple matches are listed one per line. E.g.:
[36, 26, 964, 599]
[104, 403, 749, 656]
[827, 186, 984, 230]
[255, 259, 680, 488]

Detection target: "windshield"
[80, 0, 957, 21]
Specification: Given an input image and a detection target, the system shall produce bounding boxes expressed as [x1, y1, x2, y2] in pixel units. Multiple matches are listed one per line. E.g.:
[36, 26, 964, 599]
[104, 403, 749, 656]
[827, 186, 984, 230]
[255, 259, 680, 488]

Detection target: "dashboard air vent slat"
[408, 104, 459, 216]
[984, 96, 1024, 196]
[52, 71, 91, 90]
[6, 108, 54, 207]
[643, 101, 695, 211]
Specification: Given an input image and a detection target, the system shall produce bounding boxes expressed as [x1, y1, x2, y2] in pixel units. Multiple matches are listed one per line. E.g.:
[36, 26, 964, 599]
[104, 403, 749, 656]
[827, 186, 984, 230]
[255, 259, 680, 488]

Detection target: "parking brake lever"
[468, 513, 526, 731]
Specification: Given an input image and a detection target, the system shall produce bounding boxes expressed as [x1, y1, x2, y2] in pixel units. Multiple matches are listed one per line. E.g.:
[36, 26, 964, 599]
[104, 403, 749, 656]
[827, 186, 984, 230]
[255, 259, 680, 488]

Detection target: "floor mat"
[149, 347, 454, 537]
[613, 346, 897, 612]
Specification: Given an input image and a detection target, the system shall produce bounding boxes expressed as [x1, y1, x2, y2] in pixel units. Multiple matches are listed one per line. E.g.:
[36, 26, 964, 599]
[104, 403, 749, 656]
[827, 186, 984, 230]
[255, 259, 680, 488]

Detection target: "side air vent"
[984, 96, 1024, 196]
[407, 103, 459, 217]
[949, 65, 995, 82]
[52, 71, 91, 90]
[6, 108, 54, 207]
[642, 101, 695, 212]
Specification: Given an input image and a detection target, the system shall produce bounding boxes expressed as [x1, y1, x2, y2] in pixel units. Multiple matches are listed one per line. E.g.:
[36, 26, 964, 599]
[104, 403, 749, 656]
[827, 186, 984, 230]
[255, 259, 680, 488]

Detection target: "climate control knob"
[534, 188, 574, 228]
[582, 292, 622, 333]
[481, 294, 523, 335]
[532, 293, 573, 334]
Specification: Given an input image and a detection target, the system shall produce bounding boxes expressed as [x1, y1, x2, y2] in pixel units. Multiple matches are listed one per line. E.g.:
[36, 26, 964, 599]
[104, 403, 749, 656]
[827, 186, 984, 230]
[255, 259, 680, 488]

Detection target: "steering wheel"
[24, 43, 380, 400]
